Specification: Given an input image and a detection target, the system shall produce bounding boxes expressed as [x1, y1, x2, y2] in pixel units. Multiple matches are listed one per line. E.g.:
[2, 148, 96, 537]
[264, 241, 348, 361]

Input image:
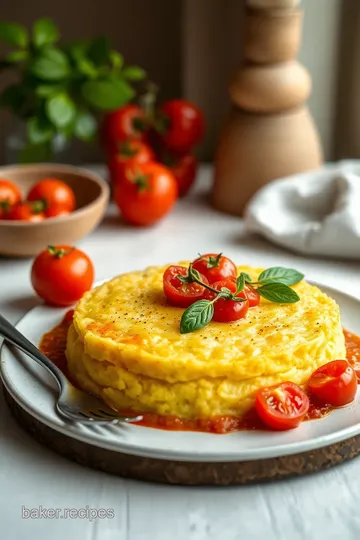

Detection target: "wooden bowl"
[0, 164, 110, 257]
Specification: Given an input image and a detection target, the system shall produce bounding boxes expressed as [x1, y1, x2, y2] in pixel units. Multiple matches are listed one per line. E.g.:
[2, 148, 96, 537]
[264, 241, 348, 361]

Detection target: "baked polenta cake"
[66, 264, 346, 419]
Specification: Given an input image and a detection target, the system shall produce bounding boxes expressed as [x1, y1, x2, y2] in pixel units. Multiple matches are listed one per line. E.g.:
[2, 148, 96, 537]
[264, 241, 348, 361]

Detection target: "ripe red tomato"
[159, 100, 204, 153]
[101, 104, 147, 153]
[114, 162, 178, 226]
[164, 153, 198, 197]
[27, 178, 76, 217]
[108, 140, 155, 185]
[202, 279, 249, 322]
[244, 285, 260, 308]
[308, 360, 357, 407]
[163, 265, 209, 308]
[31, 245, 94, 306]
[256, 382, 310, 431]
[192, 253, 237, 284]
[0, 179, 22, 217]
[6, 202, 45, 222]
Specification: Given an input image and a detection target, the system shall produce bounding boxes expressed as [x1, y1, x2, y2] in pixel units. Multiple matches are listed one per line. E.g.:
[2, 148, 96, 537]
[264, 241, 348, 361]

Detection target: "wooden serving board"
[4, 387, 360, 486]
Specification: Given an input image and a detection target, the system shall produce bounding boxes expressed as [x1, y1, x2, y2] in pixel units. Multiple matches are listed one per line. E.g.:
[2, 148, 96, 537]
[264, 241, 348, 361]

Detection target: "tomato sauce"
[39, 314, 360, 434]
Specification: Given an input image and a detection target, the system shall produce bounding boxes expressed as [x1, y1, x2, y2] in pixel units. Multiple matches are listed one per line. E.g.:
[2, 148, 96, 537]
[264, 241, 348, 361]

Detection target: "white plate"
[2, 282, 360, 463]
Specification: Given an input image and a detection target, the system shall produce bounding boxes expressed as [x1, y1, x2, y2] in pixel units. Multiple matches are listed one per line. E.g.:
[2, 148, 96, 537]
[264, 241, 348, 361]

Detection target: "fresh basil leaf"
[76, 58, 98, 78]
[122, 66, 146, 81]
[0, 22, 28, 48]
[33, 18, 59, 48]
[6, 50, 28, 63]
[27, 117, 54, 144]
[74, 111, 97, 141]
[257, 283, 300, 304]
[258, 267, 304, 286]
[236, 273, 246, 293]
[46, 93, 76, 128]
[35, 84, 63, 98]
[31, 48, 70, 80]
[110, 51, 123, 69]
[82, 77, 134, 110]
[88, 36, 110, 66]
[180, 300, 214, 334]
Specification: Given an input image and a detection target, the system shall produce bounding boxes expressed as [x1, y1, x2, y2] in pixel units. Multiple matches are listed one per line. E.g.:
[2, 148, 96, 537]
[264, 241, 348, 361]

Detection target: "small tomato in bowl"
[27, 178, 76, 217]
[0, 179, 22, 217]
[31, 245, 94, 306]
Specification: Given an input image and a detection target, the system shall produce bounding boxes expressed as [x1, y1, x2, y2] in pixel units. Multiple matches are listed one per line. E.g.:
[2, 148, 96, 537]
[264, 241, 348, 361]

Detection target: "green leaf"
[110, 51, 123, 69]
[257, 283, 300, 304]
[74, 111, 97, 141]
[236, 273, 246, 293]
[82, 77, 134, 110]
[180, 300, 214, 334]
[122, 66, 146, 81]
[243, 273, 252, 284]
[35, 84, 63, 98]
[0, 22, 28, 48]
[46, 93, 76, 128]
[258, 267, 304, 286]
[88, 36, 110, 66]
[6, 50, 28, 63]
[27, 117, 54, 145]
[33, 18, 59, 48]
[31, 48, 70, 81]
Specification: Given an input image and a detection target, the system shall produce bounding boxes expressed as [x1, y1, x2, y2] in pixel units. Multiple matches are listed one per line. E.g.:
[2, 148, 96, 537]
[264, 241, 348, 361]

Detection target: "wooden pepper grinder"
[212, 0, 323, 216]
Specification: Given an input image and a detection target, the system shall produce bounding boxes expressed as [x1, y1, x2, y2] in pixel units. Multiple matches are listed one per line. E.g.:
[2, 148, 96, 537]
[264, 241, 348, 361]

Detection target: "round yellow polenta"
[66, 264, 346, 418]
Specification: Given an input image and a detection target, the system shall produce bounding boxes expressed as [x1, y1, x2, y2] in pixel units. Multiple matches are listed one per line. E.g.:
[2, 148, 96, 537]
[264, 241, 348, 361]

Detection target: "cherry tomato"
[308, 360, 357, 407]
[244, 285, 260, 308]
[101, 104, 147, 153]
[163, 265, 209, 308]
[108, 140, 155, 185]
[114, 162, 178, 226]
[192, 253, 237, 284]
[202, 279, 249, 322]
[256, 382, 310, 431]
[162, 153, 198, 197]
[45, 207, 71, 218]
[6, 202, 45, 222]
[0, 179, 22, 217]
[159, 100, 204, 153]
[27, 178, 76, 217]
[31, 245, 94, 306]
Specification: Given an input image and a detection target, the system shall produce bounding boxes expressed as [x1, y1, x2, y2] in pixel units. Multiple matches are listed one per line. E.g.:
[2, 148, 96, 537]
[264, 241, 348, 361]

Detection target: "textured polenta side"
[65, 264, 346, 418]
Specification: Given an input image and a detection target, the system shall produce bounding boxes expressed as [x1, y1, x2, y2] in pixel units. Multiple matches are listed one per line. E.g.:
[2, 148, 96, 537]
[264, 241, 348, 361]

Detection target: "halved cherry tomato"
[0, 179, 22, 217]
[108, 140, 154, 185]
[202, 278, 249, 322]
[6, 202, 45, 222]
[114, 162, 177, 226]
[101, 104, 148, 153]
[192, 253, 237, 284]
[27, 178, 76, 216]
[256, 382, 309, 431]
[163, 265, 209, 308]
[159, 100, 204, 153]
[31, 245, 94, 306]
[308, 360, 357, 407]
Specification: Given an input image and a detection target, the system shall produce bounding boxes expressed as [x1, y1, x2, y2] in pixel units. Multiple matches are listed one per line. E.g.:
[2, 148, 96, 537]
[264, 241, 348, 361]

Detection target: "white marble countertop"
[1, 165, 360, 540]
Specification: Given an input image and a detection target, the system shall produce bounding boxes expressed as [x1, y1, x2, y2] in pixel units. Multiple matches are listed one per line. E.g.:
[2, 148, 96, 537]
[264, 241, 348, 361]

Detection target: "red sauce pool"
[39, 312, 360, 434]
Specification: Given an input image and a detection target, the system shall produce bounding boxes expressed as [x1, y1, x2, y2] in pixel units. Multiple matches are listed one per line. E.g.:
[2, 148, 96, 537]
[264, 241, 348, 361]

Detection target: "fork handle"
[0, 313, 67, 391]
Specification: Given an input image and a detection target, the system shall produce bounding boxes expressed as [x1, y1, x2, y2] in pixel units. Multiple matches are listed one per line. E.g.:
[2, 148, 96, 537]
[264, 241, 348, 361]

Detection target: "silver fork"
[0, 313, 142, 425]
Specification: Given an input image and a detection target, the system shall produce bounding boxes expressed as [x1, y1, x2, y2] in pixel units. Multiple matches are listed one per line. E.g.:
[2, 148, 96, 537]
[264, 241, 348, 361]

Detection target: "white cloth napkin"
[244, 160, 360, 259]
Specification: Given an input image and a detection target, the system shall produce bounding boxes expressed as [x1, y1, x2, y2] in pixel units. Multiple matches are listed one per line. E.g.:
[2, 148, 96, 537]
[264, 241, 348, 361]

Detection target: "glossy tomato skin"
[6, 203, 45, 222]
[163, 265, 209, 308]
[108, 140, 155, 185]
[27, 178, 76, 216]
[203, 279, 249, 322]
[31, 245, 94, 306]
[101, 104, 147, 153]
[308, 360, 357, 407]
[192, 253, 237, 284]
[256, 382, 310, 431]
[114, 162, 178, 226]
[0, 179, 22, 217]
[160, 100, 204, 153]
[166, 154, 198, 197]
[244, 285, 260, 308]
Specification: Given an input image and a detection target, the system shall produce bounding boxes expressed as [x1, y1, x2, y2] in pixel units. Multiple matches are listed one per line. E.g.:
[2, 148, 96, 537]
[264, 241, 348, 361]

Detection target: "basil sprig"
[179, 264, 304, 334]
